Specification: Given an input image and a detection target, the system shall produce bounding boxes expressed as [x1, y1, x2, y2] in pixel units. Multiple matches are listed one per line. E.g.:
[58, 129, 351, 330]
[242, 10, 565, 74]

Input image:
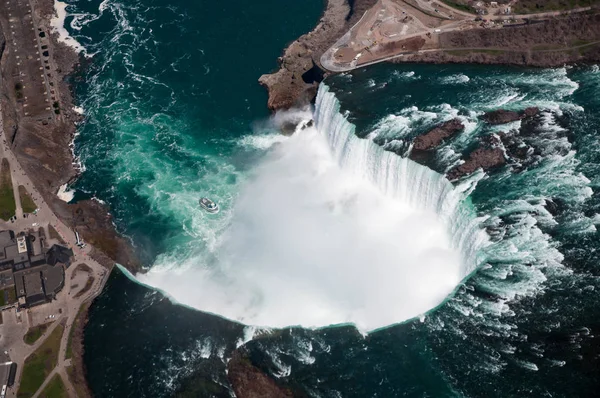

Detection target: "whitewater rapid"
[138, 84, 488, 331]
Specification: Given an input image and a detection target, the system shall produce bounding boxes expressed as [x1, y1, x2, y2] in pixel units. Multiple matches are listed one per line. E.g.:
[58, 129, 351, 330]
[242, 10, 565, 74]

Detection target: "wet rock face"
[408, 119, 464, 168]
[258, 0, 378, 110]
[412, 118, 464, 151]
[447, 134, 506, 181]
[447, 146, 506, 181]
[481, 107, 538, 125]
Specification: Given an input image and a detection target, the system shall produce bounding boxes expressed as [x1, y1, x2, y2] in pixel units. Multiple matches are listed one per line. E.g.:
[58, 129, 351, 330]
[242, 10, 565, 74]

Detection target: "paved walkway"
[0, 80, 110, 398]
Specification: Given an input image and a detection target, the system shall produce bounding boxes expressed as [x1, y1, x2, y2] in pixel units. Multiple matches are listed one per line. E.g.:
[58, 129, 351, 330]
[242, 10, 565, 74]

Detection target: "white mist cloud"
[139, 124, 463, 332]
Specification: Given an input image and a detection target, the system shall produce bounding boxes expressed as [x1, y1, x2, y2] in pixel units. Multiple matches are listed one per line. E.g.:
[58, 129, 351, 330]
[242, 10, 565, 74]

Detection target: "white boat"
[199, 197, 219, 213]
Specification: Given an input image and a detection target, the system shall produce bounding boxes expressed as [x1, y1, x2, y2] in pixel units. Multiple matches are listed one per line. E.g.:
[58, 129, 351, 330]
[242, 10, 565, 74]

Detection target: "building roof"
[24, 272, 43, 297]
[42, 266, 64, 297]
[14, 274, 25, 298]
[0, 230, 14, 247]
[46, 245, 73, 267]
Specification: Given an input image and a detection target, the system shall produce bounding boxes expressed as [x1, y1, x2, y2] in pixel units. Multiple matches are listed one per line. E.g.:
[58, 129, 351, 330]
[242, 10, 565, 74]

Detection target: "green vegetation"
[440, 0, 476, 14]
[445, 49, 506, 56]
[8, 287, 16, 303]
[66, 366, 89, 398]
[0, 159, 16, 221]
[24, 323, 52, 345]
[65, 305, 86, 360]
[513, 0, 600, 14]
[17, 324, 64, 398]
[48, 225, 66, 244]
[38, 374, 67, 398]
[0, 288, 15, 307]
[19, 185, 37, 213]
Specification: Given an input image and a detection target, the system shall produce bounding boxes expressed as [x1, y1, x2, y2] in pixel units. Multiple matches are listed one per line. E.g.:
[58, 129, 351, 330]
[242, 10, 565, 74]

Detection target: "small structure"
[23, 272, 46, 307]
[46, 245, 73, 268]
[7, 363, 16, 387]
[42, 266, 64, 299]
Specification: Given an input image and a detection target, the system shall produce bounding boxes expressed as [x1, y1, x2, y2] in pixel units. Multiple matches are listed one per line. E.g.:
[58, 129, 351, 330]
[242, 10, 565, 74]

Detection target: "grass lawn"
[0, 287, 17, 307]
[17, 323, 64, 398]
[24, 323, 52, 345]
[47, 225, 66, 244]
[19, 185, 37, 213]
[65, 304, 87, 360]
[66, 366, 88, 398]
[440, 0, 476, 14]
[38, 374, 67, 398]
[7, 287, 17, 303]
[0, 158, 16, 221]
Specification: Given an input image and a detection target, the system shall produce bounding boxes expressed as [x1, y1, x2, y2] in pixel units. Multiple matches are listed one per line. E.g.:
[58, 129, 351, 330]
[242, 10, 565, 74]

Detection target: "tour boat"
[199, 197, 219, 214]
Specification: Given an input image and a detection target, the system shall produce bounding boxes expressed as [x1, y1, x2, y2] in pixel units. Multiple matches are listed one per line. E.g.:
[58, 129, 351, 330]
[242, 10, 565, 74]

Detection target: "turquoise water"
[58, 0, 600, 396]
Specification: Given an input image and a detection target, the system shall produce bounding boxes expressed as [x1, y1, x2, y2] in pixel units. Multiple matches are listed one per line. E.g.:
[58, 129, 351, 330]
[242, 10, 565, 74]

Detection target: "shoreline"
[0, 0, 140, 396]
[262, 1, 600, 110]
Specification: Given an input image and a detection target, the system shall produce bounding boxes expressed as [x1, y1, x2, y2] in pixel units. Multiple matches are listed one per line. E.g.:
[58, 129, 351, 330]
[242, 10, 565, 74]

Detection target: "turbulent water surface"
[56, 0, 600, 396]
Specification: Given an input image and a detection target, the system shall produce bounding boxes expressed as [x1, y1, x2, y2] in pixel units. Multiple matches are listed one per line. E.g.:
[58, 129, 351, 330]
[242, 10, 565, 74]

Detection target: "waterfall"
[140, 84, 491, 331]
[314, 84, 488, 278]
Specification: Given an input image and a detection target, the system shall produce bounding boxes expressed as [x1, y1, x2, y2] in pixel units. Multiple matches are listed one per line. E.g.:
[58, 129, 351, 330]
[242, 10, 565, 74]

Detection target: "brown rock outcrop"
[413, 118, 464, 151]
[447, 135, 506, 180]
[481, 107, 539, 125]
[259, 0, 377, 110]
[447, 146, 505, 181]
[227, 351, 294, 398]
[481, 109, 521, 125]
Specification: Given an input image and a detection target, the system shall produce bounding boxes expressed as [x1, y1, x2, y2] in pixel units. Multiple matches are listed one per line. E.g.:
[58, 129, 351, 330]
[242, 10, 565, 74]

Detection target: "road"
[0, 92, 110, 397]
[321, 0, 594, 72]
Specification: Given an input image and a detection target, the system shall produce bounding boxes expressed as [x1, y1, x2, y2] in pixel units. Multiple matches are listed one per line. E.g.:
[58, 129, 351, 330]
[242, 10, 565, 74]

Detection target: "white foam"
[238, 133, 288, 150]
[51, 1, 87, 55]
[440, 74, 470, 84]
[57, 184, 75, 202]
[139, 85, 488, 332]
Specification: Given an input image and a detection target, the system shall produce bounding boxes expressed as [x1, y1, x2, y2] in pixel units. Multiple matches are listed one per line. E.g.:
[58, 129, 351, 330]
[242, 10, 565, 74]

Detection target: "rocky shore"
[258, 0, 377, 110]
[0, 0, 139, 272]
[262, 4, 600, 111]
[0, 1, 141, 397]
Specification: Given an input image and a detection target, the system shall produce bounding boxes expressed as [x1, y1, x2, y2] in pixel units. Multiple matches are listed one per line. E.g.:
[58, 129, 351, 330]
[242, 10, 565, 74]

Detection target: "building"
[0, 229, 71, 308]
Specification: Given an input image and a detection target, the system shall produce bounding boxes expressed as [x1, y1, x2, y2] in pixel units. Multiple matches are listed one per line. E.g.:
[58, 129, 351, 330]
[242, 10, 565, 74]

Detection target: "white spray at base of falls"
[138, 84, 489, 332]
